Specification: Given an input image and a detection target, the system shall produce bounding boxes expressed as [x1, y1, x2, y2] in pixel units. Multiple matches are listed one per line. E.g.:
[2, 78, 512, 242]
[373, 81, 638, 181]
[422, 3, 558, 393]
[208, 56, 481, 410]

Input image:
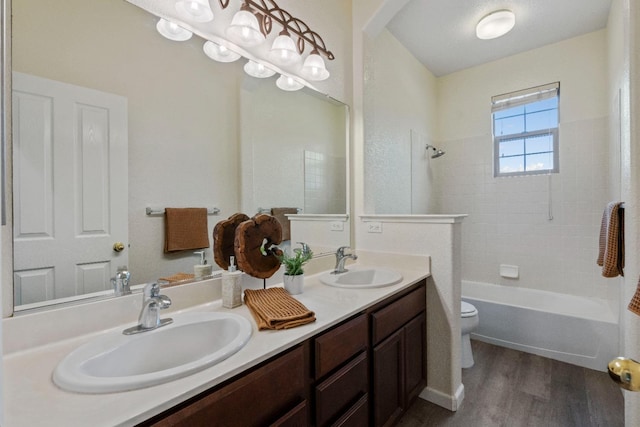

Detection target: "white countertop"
[3, 253, 429, 427]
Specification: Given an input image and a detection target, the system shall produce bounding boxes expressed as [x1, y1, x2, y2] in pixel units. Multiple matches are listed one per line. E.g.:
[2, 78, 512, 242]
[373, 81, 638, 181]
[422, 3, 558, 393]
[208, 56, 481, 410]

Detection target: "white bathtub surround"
[462, 281, 618, 371]
[2, 253, 429, 426]
[358, 214, 466, 411]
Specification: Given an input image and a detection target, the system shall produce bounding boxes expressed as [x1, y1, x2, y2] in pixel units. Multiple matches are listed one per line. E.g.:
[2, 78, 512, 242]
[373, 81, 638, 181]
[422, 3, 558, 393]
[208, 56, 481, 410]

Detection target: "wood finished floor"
[398, 340, 624, 427]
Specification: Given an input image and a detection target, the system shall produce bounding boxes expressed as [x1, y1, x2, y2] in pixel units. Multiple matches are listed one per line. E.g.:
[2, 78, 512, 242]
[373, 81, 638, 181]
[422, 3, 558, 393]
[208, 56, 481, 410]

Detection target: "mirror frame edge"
[1, 0, 13, 318]
[0, 0, 13, 318]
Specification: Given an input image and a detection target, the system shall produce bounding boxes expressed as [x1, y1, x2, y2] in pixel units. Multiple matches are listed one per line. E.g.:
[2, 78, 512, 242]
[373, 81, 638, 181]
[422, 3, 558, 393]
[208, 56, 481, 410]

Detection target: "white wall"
[436, 31, 615, 302]
[364, 29, 438, 214]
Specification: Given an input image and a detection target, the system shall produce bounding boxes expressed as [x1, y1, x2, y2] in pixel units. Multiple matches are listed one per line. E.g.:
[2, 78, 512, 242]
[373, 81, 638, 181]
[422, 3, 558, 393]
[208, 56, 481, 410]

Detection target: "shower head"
[432, 149, 445, 159]
[425, 144, 445, 159]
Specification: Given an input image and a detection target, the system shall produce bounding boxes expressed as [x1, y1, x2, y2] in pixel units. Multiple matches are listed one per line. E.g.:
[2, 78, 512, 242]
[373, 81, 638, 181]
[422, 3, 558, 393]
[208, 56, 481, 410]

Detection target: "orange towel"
[271, 208, 298, 241]
[244, 287, 315, 330]
[628, 277, 640, 316]
[597, 202, 624, 278]
[164, 208, 210, 253]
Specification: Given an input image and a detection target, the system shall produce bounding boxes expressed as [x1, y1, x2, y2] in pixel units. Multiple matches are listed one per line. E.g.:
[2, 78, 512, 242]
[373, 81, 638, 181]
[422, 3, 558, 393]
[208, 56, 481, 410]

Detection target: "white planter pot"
[284, 274, 304, 295]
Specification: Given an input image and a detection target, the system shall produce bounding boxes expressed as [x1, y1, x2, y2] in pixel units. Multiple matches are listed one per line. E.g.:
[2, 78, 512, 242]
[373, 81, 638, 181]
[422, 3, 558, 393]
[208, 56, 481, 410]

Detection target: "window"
[492, 82, 559, 177]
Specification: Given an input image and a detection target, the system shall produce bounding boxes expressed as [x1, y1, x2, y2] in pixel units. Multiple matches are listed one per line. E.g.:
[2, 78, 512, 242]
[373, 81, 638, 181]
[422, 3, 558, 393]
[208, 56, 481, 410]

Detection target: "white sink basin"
[53, 311, 252, 393]
[319, 267, 403, 289]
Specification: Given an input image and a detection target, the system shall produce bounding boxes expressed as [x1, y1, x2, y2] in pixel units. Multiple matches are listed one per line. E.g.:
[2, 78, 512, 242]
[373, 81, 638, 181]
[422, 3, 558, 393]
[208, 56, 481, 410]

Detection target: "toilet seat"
[461, 301, 478, 318]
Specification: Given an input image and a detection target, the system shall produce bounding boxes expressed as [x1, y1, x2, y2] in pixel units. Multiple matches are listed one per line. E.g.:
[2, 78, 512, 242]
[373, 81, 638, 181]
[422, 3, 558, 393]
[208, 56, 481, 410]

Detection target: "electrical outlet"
[330, 221, 344, 231]
[367, 222, 382, 233]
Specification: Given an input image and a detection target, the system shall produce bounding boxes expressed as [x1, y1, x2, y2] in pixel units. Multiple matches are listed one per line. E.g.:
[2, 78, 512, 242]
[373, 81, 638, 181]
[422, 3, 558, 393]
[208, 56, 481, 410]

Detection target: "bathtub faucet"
[333, 246, 357, 274]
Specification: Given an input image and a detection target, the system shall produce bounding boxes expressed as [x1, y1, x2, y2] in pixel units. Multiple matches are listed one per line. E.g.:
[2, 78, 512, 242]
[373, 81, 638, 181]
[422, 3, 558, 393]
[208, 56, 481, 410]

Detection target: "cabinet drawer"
[315, 313, 367, 379]
[148, 345, 306, 427]
[333, 394, 368, 427]
[371, 285, 425, 345]
[315, 351, 368, 427]
[270, 400, 308, 427]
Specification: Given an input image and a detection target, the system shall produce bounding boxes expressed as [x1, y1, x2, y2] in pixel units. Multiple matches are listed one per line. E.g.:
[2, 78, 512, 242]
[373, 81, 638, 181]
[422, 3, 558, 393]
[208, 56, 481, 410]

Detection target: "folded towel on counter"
[597, 202, 625, 278]
[164, 207, 210, 253]
[158, 272, 195, 283]
[244, 287, 315, 330]
[628, 276, 640, 316]
[271, 208, 298, 242]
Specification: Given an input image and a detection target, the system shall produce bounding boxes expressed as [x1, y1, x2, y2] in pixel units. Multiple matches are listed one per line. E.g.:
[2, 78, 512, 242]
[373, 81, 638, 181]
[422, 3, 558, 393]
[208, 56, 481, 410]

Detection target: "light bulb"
[156, 19, 192, 41]
[276, 74, 304, 91]
[244, 60, 276, 78]
[176, 0, 214, 22]
[300, 53, 329, 81]
[203, 41, 241, 63]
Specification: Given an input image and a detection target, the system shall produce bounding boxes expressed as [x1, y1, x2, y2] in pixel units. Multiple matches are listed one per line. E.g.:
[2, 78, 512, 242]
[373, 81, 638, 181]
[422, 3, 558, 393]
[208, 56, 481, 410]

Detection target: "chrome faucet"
[111, 268, 131, 296]
[332, 246, 357, 274]
[123, 282, 173, 335]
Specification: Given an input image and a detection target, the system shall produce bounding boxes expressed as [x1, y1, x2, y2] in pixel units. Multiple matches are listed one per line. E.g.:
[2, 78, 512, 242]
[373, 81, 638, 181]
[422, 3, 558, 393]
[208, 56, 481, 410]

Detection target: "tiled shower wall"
[434, 116, 616, 301]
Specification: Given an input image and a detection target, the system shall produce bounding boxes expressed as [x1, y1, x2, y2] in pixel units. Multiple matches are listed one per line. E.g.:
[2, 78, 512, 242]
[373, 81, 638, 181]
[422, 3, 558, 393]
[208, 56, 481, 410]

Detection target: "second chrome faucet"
[333, 246, 357, 274]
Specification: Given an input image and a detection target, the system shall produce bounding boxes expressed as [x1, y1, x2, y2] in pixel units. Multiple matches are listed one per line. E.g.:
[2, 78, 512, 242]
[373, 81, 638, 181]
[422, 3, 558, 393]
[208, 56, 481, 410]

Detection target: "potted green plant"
[278, 243, 313, 295]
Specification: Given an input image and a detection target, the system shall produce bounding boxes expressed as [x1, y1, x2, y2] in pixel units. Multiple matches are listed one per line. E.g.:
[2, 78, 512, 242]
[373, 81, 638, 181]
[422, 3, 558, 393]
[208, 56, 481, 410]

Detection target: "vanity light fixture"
[226, 3, 265, 47]
[203, 41, 241, 62]
[175, 0, 214, 23]
[244, 60, 276, 78]
[476, 10, 515, 40]
[134, 0, 335, 92]
[300, 50, 329, 81]
[156, 19, 193, 41]
[276, 75, 304, 91]
[269, 30, 301, 66]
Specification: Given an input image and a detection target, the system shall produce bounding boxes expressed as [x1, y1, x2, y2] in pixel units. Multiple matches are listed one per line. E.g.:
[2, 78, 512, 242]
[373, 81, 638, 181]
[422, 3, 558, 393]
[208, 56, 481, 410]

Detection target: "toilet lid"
[461, 301, 477, 318]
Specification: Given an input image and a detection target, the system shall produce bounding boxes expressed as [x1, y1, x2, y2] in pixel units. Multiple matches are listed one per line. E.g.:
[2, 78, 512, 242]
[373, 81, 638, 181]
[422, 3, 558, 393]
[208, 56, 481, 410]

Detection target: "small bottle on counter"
[222, 256, 243, 308]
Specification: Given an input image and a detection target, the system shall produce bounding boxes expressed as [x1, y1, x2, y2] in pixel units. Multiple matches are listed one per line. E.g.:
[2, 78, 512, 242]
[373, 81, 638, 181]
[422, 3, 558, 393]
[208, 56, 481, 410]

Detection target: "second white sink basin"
[53, 311, 252, 393]
[320, 267, 403, 289]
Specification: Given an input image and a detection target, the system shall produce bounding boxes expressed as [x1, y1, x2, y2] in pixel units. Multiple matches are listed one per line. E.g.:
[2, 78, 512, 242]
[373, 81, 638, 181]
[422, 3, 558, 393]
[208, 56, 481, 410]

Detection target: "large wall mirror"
[6, 0, 349, 314]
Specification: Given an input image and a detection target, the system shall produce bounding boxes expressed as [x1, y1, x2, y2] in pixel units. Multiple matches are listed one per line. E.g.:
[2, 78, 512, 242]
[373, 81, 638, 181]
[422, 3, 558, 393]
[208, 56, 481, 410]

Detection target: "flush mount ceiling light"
[244, 60, 276, 78]
[476, 10, 515, 40]
[156, 19, 193, 41]
[203, 41, 241, 63]
[175, 0, 214, 22]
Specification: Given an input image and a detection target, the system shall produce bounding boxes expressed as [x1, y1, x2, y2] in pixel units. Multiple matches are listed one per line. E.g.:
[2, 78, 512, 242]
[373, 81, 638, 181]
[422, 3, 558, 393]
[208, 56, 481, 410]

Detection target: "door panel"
[13, 72, 128, 305]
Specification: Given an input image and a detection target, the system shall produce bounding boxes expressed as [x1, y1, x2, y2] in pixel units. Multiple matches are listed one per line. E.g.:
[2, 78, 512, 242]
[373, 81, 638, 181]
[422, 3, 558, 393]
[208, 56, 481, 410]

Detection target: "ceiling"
[386, 0, 613, 77]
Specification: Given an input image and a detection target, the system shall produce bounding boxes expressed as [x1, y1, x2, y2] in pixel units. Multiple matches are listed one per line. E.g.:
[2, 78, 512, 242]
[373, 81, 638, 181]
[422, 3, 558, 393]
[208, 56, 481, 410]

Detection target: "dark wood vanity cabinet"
[141, 280, 426, 427]
[313, 313, 369, 426]
[142, 344, 310, 427]
[370, 284, 427, 427]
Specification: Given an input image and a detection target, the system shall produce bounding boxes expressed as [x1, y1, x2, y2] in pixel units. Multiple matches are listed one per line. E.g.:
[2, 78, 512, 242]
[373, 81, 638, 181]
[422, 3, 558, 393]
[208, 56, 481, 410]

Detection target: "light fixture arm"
[221, 0, 334, 60]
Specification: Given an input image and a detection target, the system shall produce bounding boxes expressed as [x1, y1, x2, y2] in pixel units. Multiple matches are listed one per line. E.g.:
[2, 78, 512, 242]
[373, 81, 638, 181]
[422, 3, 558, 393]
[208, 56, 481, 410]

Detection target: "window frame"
[492, 82, 560, 178]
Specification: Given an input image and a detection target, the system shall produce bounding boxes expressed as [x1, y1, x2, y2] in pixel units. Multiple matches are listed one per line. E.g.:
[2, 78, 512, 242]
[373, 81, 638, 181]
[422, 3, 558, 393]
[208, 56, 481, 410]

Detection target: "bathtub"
[462, 281, 619, 371]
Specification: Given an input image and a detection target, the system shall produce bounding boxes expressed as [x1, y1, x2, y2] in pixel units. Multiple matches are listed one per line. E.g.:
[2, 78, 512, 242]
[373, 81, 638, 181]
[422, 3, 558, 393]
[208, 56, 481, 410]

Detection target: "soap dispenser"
[193, 251, 213, 279]
[222, 256, 243, 308]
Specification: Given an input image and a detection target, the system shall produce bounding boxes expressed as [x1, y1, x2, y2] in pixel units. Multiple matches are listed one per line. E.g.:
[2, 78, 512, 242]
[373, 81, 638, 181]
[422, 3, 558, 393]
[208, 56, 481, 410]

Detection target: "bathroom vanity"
[141, 281, 426, 426]
[2, 253, 430, 427]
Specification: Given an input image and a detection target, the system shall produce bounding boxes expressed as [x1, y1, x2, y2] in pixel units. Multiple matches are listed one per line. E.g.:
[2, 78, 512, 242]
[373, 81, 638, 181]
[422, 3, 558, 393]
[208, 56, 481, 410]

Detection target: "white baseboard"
[418, 383, 465, 411]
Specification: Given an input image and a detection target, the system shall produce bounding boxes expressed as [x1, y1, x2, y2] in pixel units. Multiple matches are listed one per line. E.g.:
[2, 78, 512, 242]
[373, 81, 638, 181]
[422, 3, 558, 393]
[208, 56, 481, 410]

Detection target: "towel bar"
[146, 207, 220, 216]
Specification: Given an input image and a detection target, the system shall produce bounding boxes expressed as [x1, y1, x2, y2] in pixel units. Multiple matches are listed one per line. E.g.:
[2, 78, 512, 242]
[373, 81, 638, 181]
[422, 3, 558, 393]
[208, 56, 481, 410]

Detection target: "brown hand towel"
[597, 202, 625, 278]
[164, 207, 210, 253]
[244, 287, 315, 330]
[628, 276, 640, 316]
[158, 272, 195, 283]
[271, 208, 298, 241]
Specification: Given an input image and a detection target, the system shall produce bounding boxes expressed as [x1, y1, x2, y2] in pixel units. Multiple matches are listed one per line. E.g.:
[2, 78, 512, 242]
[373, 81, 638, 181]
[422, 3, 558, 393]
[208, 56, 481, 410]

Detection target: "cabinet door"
[372, 329, 404, 427]
[404, 313, 426, 406]
[148, 345, 307, 427]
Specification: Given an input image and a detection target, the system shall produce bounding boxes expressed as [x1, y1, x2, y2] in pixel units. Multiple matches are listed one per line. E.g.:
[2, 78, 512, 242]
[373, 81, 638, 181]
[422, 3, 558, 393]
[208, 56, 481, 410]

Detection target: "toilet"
[461, 301, 479, 369]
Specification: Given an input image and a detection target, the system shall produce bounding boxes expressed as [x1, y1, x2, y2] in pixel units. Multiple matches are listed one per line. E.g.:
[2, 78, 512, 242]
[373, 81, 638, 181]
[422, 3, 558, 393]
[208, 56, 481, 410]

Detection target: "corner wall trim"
[419, 384, 465, 411]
